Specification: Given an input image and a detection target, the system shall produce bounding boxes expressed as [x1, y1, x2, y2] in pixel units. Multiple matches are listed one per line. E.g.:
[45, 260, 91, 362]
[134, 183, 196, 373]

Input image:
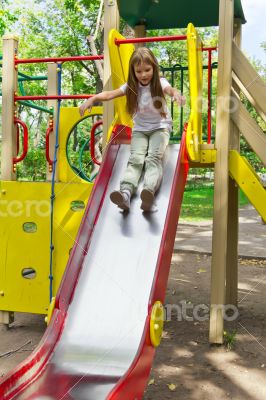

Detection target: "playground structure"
[0, 0, 265, 398]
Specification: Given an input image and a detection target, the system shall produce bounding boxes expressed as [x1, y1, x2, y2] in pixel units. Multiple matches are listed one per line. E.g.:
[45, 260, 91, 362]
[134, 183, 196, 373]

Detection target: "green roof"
[117, 0, 246, 29]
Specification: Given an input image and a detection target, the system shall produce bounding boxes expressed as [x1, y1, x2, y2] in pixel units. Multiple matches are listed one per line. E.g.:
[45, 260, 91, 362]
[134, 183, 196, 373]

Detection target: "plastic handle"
[46, 125, 54, 167]
[13, 118, 29, 164]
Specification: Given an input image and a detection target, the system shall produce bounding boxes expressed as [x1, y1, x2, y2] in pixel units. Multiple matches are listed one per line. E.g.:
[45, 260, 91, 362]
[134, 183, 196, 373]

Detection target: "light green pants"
[120, 129, 170, 194]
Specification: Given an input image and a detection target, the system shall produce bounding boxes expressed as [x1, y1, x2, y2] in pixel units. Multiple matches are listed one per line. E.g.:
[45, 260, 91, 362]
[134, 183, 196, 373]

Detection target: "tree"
[0, 1, 17, 37]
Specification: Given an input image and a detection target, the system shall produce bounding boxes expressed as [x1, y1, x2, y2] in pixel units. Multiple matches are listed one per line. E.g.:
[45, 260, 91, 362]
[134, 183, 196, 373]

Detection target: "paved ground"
[176, 205, 266, 259]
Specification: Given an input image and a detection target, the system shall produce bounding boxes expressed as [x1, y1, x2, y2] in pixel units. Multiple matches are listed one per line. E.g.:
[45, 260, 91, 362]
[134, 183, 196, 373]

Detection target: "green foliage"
[66, 115, 103, 181]
[16, 148, 46, 181]
[0, 1, 17, 37]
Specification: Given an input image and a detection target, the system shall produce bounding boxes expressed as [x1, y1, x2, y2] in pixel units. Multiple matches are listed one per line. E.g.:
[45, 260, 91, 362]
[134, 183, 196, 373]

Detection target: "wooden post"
[1, 35, 18, 181]
[46, 63, 59, 181]
[209, 0, 234, 344]
[102, 0, 120, 150]
[226, 19, 242, 306]
[134, 24, 146, 46]
[0, 35, 18, 325]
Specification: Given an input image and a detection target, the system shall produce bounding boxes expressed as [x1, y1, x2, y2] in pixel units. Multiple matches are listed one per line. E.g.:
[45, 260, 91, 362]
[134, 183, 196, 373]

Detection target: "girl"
[79, 47, 185, 212]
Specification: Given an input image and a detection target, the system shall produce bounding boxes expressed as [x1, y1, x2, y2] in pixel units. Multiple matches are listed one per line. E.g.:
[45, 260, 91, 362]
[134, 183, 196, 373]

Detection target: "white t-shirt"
[119, 77, 172, 133]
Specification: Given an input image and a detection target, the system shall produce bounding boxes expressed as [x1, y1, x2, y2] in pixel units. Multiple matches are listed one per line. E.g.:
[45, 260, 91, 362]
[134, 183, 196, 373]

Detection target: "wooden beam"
[0, 36, 18, 325]
[231, 90, 266, 166]
[209, 0, 234, 344]
[1, 35, 19, 180]
[232, 73, 266, 123]
[102, 0, 120, 150]
[134, 25, 146, 48]
[47, 63, 59, 181]
[232, 41, 266, 118]
[226, 18, 242, 308]
[0, 311, 14, 325]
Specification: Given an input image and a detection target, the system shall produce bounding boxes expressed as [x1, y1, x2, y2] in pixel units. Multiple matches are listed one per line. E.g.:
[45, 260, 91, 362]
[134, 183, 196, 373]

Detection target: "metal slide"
[0, 132, 189, 400]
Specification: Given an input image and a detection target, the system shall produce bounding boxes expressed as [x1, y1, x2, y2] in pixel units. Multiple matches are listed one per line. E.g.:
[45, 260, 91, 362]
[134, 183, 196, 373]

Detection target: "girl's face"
[133, 62, 153, 86]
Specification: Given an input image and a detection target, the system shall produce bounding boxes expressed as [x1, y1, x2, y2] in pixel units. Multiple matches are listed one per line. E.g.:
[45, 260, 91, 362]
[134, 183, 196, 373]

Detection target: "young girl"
[79, 47, 185, 212]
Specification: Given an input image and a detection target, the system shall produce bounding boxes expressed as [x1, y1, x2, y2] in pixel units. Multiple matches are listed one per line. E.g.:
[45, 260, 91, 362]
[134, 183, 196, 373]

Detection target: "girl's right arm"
[79, 88, 125, 116]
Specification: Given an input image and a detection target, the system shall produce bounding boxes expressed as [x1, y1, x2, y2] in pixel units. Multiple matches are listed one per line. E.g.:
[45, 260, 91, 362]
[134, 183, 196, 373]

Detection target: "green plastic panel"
[118, 0, 246, 29]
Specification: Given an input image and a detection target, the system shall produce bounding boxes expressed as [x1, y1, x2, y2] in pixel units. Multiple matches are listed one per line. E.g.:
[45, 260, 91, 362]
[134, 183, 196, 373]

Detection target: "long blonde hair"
[126, 47, 167, 118]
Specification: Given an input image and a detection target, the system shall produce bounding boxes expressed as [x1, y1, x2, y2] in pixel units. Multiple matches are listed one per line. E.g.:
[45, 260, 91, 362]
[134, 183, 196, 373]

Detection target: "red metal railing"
[203, 47, 217, 143]
[14, 94, 94, 101]
[115, 35, 187, 46]
[13, 118, 28, 166]
[90, 120, 103, 166]
[202, 47, 217, 52]
[15, 55, 104, 65]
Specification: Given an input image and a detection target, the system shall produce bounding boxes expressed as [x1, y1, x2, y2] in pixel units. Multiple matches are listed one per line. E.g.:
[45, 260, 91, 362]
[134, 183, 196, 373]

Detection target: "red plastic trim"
[13, 118, 29, 164]
[90, 120, 103, 166]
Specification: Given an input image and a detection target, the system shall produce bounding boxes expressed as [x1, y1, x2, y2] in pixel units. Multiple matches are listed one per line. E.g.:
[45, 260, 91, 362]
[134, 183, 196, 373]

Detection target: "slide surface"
[0, 132, 188, 400]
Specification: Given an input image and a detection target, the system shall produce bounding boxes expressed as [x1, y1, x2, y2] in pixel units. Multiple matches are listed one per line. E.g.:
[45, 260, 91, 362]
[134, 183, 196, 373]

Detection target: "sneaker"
[110, 190, 130, 211]
[140, 188, 154, 211]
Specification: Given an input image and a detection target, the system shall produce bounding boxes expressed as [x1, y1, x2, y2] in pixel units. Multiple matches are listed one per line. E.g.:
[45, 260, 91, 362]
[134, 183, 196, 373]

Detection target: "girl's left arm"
[164, 86, 186, 107]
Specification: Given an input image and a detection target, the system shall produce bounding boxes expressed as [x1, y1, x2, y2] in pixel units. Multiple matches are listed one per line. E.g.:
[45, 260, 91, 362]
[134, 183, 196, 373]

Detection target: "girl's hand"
[172, 91, 186, 107]
[79, 98, 94, 116]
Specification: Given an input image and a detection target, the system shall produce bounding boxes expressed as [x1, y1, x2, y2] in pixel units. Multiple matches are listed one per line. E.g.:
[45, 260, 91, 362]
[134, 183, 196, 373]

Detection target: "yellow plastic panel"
[108, 29, 134, 131]
[229, 150, 266, 221]
[0, 180, 92, 314]
[59, 106, 103, 183]
[186, 23, 203, 161]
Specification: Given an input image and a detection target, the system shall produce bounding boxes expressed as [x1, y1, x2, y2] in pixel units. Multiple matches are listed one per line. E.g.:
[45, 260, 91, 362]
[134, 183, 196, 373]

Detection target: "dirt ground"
[144, 252, 266, 400]
[0, 252, 266, 400]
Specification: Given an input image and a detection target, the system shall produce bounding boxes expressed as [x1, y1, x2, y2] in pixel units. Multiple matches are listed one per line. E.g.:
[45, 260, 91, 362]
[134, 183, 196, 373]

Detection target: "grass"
[180, 183, 249, 221]
[223, 330, 237, 350]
